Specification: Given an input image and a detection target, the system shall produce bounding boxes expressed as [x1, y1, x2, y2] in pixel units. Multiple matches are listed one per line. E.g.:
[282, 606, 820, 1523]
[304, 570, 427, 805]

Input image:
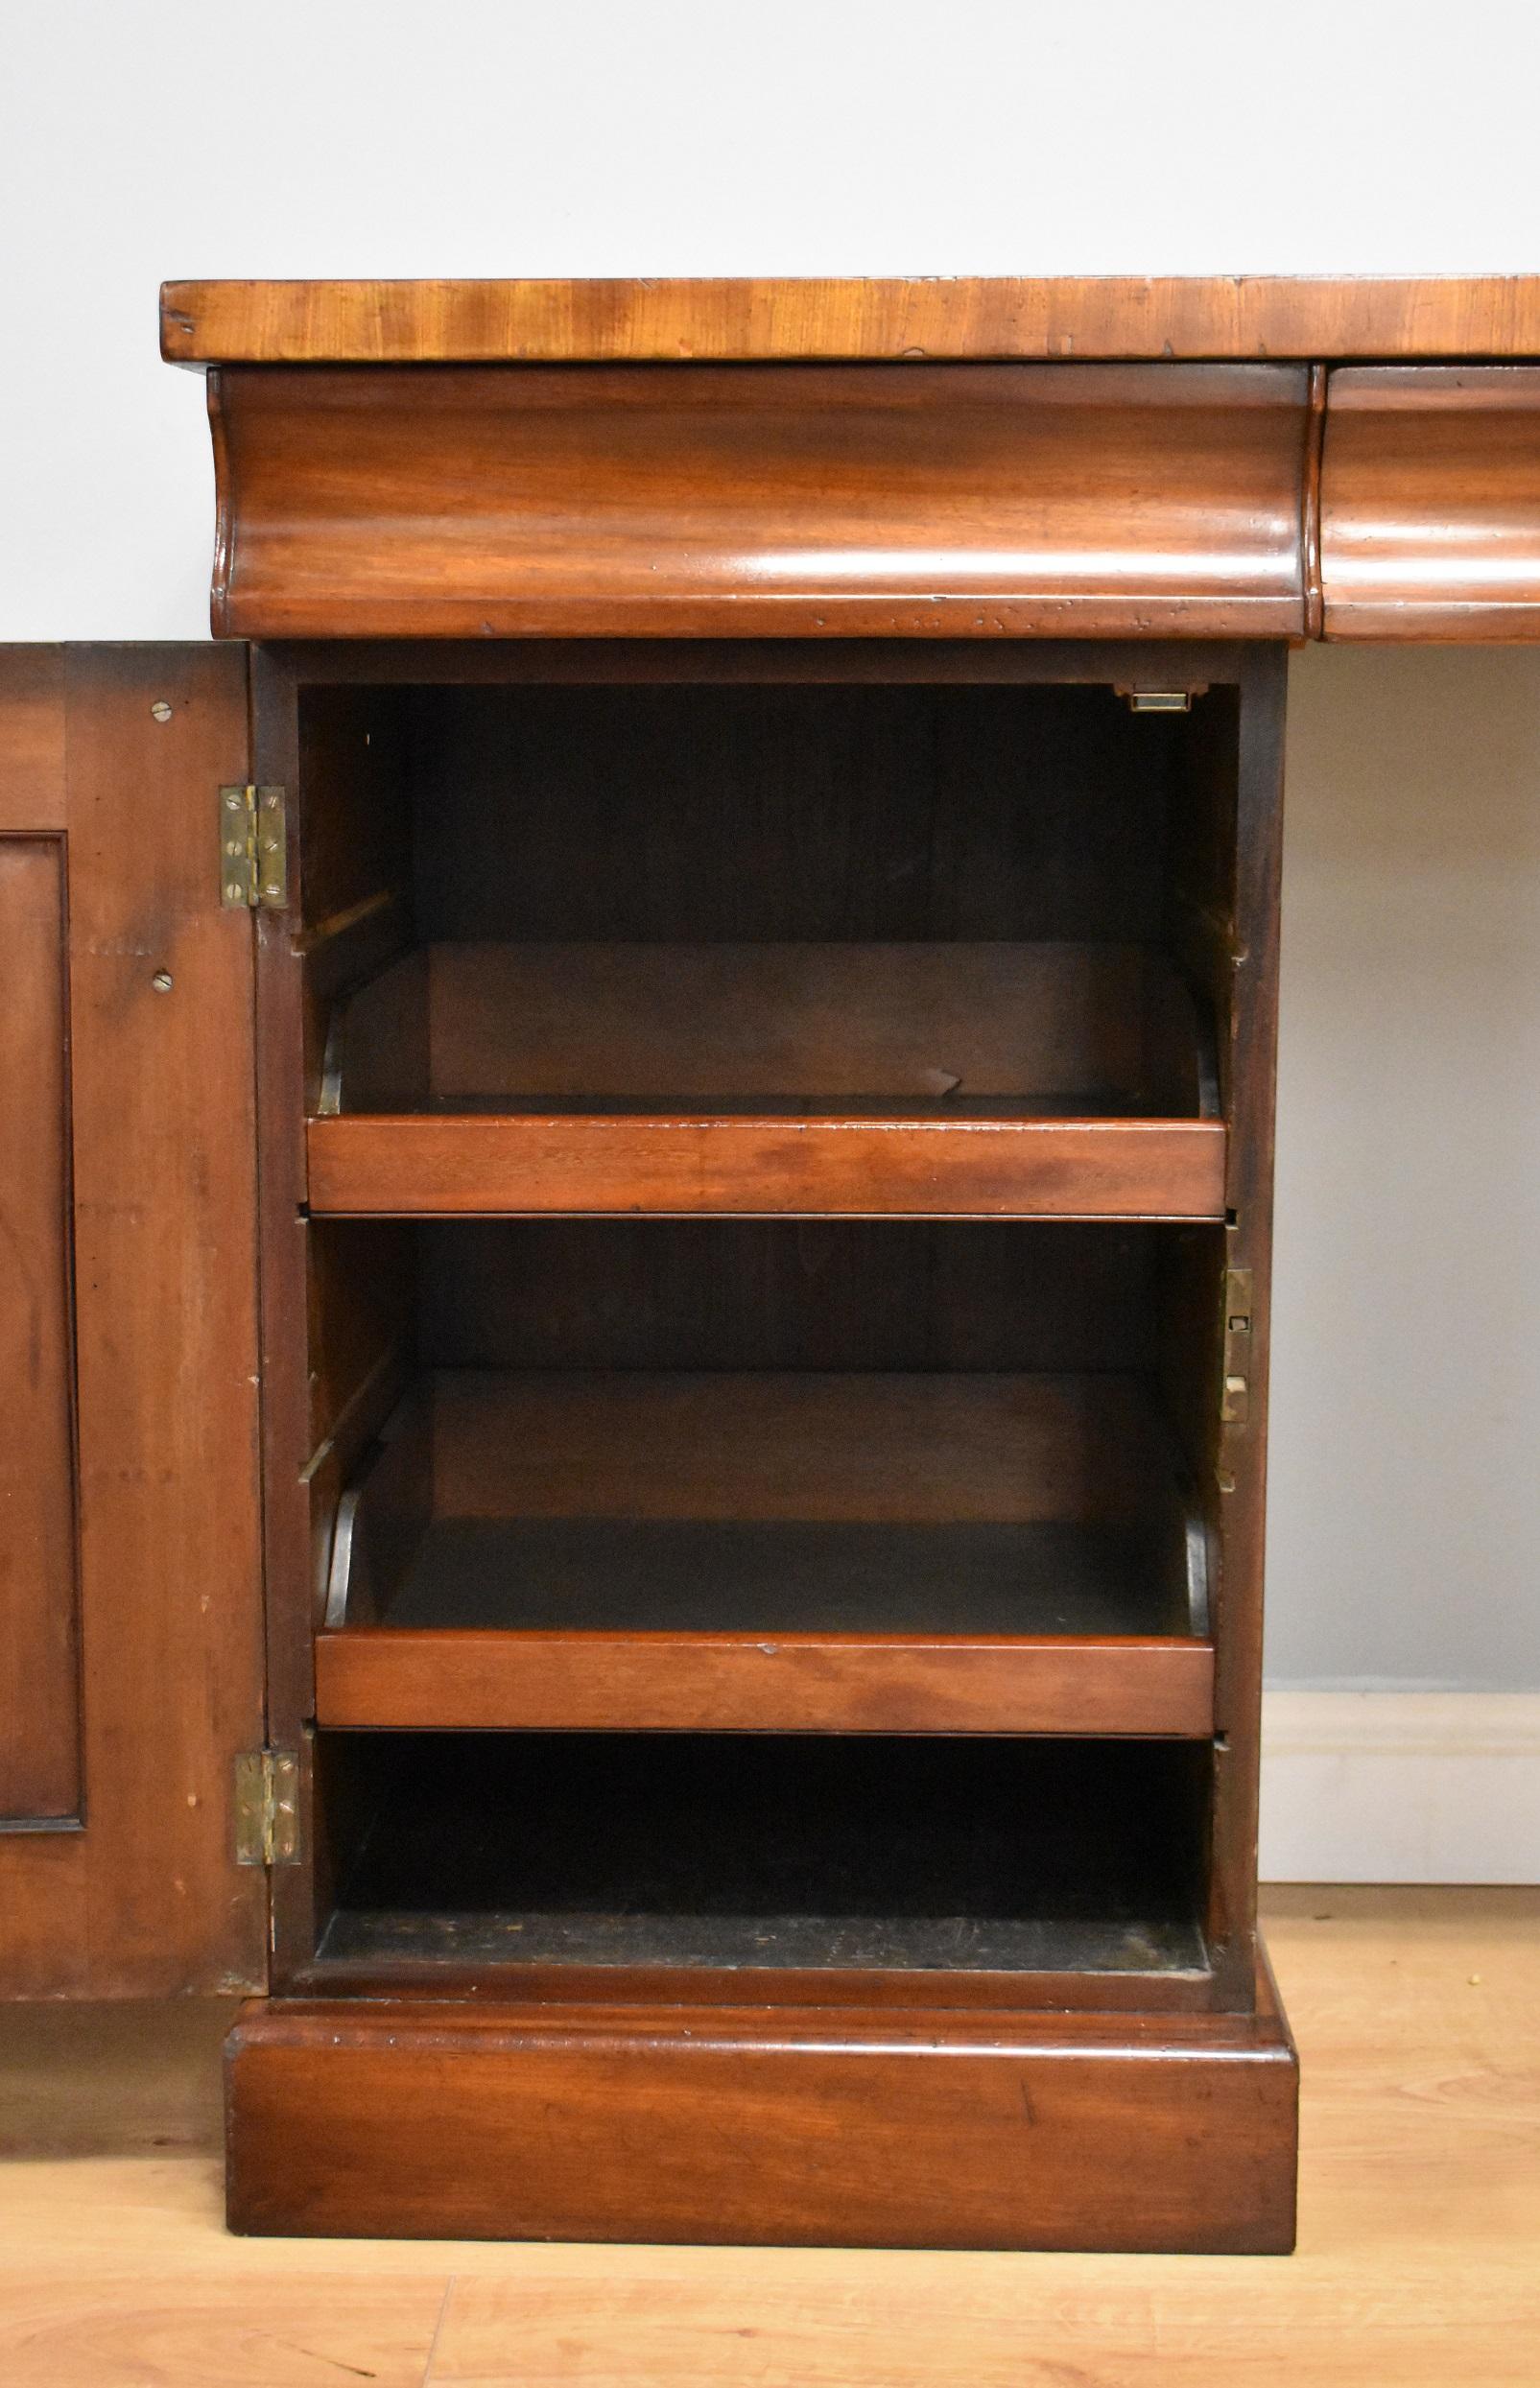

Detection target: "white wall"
[3, 1, 1538, 1709]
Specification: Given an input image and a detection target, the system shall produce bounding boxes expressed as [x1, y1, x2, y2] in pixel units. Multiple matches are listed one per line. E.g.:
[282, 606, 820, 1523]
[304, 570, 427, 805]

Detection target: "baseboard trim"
[1260, 1691, 1540, 1884]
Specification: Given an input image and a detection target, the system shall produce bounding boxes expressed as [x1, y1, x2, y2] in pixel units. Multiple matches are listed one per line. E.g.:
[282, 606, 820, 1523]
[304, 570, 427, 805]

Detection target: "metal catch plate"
[1220, 1266, 1253, 1426]
[1117, 685, 1205, 713]
[220, 785, 288, 910]
[234, 1750, 301, 1867]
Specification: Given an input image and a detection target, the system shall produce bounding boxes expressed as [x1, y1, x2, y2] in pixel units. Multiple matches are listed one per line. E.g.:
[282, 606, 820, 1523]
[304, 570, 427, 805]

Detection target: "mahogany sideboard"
[4, 274, 1540, 2251]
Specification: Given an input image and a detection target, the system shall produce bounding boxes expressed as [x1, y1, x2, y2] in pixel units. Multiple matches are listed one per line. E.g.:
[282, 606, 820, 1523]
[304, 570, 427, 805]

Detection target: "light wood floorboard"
[0, 1888, 1534, 2386]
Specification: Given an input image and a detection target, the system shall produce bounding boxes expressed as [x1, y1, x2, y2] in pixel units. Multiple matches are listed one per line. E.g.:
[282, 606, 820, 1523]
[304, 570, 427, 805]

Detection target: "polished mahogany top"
[162, 275, 1540, 366]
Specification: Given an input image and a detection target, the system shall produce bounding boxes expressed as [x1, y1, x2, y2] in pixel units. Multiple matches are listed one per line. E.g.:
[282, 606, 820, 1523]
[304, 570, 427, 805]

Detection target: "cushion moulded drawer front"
[211, 361, 1312, 639]
[1321, 366, 1540, 639]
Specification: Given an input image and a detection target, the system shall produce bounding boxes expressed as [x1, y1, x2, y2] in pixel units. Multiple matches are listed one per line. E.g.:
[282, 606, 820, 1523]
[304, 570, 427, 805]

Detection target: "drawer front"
[212, 361, 1312, 640]
[1322, 366, 1540, 638]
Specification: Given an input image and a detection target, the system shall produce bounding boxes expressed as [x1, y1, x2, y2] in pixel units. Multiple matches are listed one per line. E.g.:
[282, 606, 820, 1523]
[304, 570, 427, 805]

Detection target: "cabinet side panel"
[0, 836, 81, 1819]
[1213, 651, 1288, 1985]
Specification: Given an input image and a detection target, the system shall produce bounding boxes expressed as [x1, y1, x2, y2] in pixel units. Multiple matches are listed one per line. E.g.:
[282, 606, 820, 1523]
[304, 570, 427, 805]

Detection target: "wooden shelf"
[314, 1370, 1212, 1738]
[307, 1110, 1225, 1219]
[308, 940, 1224, 1218]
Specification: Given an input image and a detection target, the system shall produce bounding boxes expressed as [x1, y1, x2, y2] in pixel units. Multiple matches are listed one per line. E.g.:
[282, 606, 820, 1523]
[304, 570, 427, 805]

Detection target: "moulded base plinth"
[225, 1952, 1298, 2252]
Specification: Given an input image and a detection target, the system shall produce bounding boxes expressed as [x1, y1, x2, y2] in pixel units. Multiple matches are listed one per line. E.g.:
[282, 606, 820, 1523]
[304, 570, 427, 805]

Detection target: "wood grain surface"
[314, 1625, 1215, 1738]
[426, 1368, 1166, 1523]
[0, 647, 266, 1997]
[161, 274, 1540, 363]
[209, 362, 1310, 639]
[351, 941, 1171, 1105]
[1321, 366, 1540, 637]
[224, 1965, 1297, 2249]
[306, 1110, 1228, 1218]
[0, 832, 80, 1817]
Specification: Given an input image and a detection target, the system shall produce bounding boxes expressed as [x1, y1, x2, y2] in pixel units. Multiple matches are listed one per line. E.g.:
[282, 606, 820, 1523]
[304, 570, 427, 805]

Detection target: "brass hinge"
[233, 1750, 301, 1867]
[220, 785, 288, 910]
[1220, 1266, 1253, 1426]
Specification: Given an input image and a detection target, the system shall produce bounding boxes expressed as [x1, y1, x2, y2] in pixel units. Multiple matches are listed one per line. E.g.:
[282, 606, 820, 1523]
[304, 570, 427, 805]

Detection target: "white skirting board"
[1260, 1693, 1540, 1883]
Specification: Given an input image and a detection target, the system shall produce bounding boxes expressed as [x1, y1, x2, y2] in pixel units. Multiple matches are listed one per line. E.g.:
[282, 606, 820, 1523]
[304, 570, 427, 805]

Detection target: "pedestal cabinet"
[6, 273, 1540, 2251]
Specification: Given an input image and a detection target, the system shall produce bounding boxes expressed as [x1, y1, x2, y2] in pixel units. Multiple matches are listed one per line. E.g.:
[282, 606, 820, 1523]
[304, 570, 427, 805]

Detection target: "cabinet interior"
[315, 1216, 1220, 1641]
[312, 1730, 1213, 1987]
[296, 1213, 1225, 1991]
[268, 650, 1257, 2010]
[299, 677, 1237, 1128]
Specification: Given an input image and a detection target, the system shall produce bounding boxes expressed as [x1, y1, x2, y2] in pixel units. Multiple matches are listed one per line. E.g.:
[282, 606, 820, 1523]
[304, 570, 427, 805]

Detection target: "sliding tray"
[316, 1368, 1213, 1737]
[307, 940, 1224, 1218]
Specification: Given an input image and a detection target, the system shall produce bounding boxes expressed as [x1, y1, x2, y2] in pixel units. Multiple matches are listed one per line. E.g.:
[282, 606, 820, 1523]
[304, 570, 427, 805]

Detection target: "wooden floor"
[0, 1888, 1535, 2386]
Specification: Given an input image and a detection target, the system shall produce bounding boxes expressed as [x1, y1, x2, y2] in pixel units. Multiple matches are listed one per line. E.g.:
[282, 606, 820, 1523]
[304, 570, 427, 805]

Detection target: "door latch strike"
[1221, 1267, 1253, 1426]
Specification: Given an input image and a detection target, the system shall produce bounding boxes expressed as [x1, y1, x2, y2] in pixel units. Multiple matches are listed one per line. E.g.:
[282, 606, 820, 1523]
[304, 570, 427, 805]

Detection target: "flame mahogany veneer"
[163, 272, 1540, 364]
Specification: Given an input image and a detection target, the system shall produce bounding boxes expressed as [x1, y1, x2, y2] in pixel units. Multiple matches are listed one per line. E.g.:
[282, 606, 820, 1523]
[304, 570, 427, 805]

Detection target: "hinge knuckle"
[234, 1749, 301, 1866]
[220, 785, 288, 910]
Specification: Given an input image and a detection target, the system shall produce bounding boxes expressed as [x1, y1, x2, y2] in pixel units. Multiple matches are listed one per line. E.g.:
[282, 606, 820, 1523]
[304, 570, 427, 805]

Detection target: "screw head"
[151, 700, 173, 723]
[151, 970, 173, 993]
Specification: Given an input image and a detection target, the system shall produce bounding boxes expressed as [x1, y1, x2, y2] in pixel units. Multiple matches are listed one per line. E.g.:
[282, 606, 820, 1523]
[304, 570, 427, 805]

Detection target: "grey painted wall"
[1268, 649, 1540, 1688]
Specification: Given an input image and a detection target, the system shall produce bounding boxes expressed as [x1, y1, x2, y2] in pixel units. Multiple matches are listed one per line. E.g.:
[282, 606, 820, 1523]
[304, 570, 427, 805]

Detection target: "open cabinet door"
[0, 646, 267, 1996]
